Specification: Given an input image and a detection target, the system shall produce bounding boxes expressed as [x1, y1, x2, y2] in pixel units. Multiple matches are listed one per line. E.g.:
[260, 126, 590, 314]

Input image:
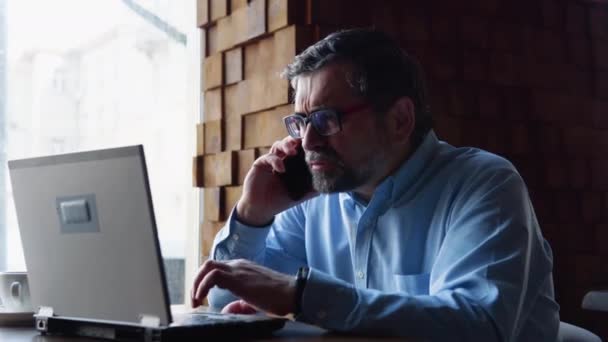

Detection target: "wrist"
[235, 201, 274, 227]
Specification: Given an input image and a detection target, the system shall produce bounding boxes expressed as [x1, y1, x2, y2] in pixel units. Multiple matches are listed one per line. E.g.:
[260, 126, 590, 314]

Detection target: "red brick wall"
[320, 0, 608, 337]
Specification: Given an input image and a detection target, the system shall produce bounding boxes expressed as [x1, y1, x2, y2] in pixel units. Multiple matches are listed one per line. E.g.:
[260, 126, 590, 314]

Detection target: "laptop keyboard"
[173, 311, 272, 327]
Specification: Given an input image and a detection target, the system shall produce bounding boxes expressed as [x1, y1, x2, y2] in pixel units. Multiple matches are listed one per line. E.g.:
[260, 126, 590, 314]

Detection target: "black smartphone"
[279, 146, 313, 200]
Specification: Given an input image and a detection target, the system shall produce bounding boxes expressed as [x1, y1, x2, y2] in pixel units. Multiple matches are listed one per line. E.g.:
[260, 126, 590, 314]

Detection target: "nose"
[301, 122, 326, 152]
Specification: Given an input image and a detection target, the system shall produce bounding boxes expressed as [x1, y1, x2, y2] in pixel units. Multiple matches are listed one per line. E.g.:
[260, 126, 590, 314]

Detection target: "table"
[0, 322, 405, 341]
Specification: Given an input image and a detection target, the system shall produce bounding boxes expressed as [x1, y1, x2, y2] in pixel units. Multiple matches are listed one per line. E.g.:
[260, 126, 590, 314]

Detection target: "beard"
[306, 148, 373, 193]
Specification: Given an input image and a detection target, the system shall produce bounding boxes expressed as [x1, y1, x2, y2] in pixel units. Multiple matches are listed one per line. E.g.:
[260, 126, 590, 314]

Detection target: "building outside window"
[0, 0, 200, 304]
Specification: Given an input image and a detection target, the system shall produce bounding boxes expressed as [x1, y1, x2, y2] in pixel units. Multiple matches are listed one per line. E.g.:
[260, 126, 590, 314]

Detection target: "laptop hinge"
[139, 314, 161, 328]
[34, 306, 55, 333]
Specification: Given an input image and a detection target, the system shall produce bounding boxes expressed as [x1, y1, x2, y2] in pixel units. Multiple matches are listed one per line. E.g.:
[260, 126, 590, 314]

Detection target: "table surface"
[0, 321, 406, 341]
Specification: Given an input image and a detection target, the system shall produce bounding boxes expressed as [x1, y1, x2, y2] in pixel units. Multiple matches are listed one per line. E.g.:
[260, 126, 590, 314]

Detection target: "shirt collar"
[387, 130, 440, 203]
[342, 130, 440, 211]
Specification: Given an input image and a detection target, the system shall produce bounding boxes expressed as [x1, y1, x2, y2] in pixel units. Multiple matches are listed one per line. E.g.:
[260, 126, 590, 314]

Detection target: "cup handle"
[10, 281, 22, 301]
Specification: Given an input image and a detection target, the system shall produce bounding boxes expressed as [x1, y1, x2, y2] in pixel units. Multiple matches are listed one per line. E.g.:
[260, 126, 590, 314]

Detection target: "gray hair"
[282, 28, 432, 149]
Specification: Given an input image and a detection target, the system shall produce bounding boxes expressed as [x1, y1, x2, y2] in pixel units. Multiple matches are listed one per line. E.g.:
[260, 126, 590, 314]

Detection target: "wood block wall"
[195, 0, 608, 337]
[194, 0, 314, 262]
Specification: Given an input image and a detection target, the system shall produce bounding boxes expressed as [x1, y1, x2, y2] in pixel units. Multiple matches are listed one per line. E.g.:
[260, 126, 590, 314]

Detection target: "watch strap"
[294, 266, 309, 316]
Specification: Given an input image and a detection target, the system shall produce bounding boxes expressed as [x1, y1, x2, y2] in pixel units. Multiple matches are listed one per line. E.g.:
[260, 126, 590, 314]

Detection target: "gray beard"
[311, 161, 374, 193]
[306, 148, 379, 194]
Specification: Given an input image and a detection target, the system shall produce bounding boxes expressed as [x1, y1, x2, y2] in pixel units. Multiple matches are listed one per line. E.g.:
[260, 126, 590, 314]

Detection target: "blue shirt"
[209, 131, 560, 341]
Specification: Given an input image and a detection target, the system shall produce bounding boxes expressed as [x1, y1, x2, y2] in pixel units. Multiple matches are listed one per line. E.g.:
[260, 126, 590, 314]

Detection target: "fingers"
[253, 153, 286, 173]
[192, 260, 230, 292]
[191, 260, 231, 307]
[269, 136, 300, 158]
[221, 300, 258, 315]
[191, 259, 296, 316]
[191, 259, 252, 307]
[254, 137, 301, 174]
[193, 268, 233, 307]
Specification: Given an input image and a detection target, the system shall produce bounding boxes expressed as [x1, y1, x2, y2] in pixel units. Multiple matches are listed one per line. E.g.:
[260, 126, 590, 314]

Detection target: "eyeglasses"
[283, 103, 370, 139]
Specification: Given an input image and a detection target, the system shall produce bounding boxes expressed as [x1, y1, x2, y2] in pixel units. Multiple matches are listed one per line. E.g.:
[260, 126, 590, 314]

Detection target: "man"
[191, 28, 560, 341]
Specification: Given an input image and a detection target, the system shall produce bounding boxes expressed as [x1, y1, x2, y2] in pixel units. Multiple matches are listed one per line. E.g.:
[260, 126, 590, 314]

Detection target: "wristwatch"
[294, 266, 309, 316]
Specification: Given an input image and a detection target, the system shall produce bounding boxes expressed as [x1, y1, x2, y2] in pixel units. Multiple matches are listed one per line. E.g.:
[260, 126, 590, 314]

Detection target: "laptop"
[8, 145, 285, 341]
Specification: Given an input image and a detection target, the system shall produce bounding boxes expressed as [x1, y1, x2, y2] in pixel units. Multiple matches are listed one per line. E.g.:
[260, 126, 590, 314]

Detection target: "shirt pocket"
[393, 273, 430, 295]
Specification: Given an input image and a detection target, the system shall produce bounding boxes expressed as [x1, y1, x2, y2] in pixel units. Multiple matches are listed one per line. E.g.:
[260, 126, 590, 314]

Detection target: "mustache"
[306, 149, 345, 168]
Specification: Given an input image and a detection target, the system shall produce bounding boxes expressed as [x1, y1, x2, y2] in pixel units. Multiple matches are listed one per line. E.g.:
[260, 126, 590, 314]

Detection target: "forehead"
[293, 63, 357, 111]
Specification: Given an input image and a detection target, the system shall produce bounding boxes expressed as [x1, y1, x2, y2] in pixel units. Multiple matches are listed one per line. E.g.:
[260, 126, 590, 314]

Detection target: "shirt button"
[232, 234, 239, 241]
[316, 311, 327, 319]
[356, 271, 365, 279]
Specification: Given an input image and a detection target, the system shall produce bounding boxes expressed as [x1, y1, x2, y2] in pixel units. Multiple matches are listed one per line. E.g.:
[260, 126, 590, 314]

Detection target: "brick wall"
[195, 0, 608, 337]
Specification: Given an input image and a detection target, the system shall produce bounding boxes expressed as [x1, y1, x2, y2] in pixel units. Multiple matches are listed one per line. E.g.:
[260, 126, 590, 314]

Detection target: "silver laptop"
[8, 145, 284, 341]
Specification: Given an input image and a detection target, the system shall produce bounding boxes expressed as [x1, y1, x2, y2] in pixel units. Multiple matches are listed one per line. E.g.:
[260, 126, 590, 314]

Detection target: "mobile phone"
[279, 146, 313, 200]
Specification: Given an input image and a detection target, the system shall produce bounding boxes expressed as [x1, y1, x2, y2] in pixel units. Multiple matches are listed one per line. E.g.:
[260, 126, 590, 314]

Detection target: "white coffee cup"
[0, 272, 33, 312]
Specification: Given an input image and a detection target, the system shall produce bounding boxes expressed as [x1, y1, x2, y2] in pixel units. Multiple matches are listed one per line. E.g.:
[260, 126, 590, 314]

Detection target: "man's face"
[294, 63, 390, 194]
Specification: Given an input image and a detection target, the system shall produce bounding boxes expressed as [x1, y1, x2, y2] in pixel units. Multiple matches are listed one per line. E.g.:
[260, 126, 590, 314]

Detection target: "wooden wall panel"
[196, 123, 205, 155]
[204, 0, 608, 335]
[203, 88, 223, 122]
[224, 81, 250, 117]
[200, 56, 206, 90]
[204, 187, 223, 221]
[267, 0, 290, 32]
[267, 0, 308, 33]
[201, 220, 225, 256]
[192, 156, 204, 187]
[206, 25, 219, 56]
[243, 104, 293, 148]
[274, 25, 314, 76]
[204, 120, 223, 154]
[213, 0, 267, 53]
[237, 149, 256, 184]
[229, 7, 248, 48]
[247, 77, 291, 113]
[245, 0, 267, 41]
[224, 115, 242, 151]
[217, 16, 236, 52]
[196, 0, 316, 264]
[203, 151, 235, 186]
[203, 53, 223, 90]
[197, 0, 209, 27]
[245, 37, 275, 80]
[244, 41, 261, 79]
[231, 0, 248, 11]
[210, 0, 229, 21]
[225, 47, 243, 85]
[256, 147, 271, 157]
[223, 186, 243, 219]
[200, 26, 207, 66]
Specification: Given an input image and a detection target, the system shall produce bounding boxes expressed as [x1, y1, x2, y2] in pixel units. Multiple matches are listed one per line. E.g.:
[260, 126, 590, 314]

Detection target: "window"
[0, 0, 200, 304]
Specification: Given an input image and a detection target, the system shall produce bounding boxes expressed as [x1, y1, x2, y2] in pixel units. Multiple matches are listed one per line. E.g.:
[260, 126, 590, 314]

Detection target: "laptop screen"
[8, 146, 172, 326]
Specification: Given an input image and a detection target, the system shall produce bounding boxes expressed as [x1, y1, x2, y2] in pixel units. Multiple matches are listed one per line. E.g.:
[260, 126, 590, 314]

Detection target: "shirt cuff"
[296, 268, 358, 331]
[213, 207, 273, 260]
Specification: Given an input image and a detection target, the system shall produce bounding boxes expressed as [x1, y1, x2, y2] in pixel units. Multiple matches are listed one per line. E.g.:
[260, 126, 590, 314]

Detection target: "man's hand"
[191, 259, 297, 317]
[236, 136, 317, 226]
[220, 300, 258, 314]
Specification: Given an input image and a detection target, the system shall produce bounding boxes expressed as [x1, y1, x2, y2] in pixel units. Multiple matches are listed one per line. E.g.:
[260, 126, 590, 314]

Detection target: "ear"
[386, 96, 416, 146]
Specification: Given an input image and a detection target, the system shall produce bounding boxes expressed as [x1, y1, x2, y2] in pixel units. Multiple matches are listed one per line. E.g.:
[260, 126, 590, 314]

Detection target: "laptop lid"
[8, 145, 172, 326]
